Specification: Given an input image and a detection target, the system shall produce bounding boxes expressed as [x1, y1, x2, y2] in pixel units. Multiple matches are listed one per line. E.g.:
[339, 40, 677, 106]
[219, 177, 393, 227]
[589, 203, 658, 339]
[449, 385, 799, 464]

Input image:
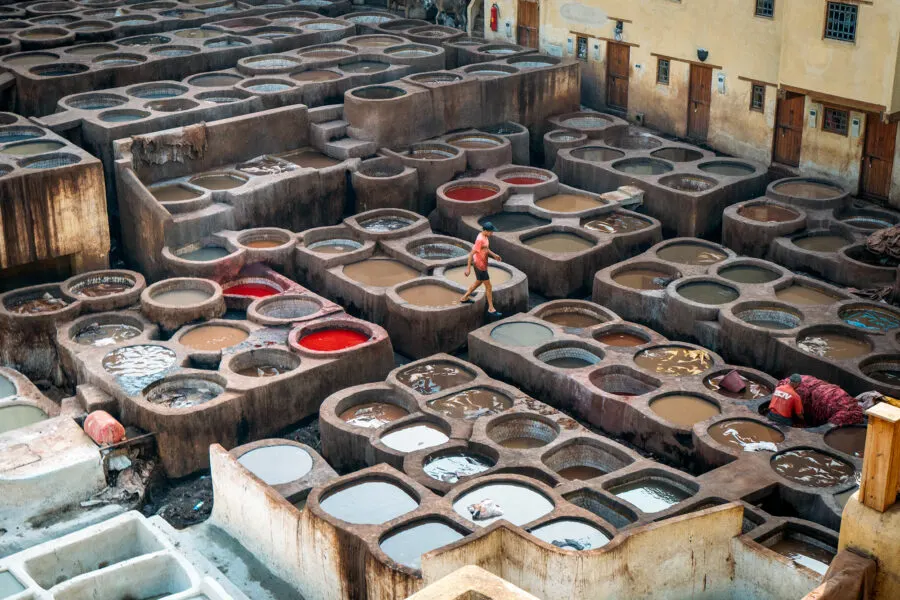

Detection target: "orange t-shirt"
[472, 232, 489, 271]
[770, 384, 804, 419]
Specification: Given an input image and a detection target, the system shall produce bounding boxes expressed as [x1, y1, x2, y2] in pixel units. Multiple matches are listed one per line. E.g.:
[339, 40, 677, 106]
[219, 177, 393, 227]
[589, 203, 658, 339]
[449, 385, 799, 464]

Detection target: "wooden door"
[773, 91, 805, 167]
[516, 0, 538, 49]
[860, 115, 897, 201]
[605, 42, 629, 112]
[687, 64, 712, 141]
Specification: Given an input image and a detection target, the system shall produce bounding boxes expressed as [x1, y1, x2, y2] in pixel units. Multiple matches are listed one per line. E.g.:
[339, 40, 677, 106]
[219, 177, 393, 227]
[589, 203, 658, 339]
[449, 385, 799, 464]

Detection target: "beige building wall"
[484, 0, 900, 206]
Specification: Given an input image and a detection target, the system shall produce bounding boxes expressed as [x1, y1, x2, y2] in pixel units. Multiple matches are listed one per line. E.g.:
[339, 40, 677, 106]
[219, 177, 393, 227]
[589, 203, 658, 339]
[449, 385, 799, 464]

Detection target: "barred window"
[576, 35, 588, 61]
[755, 0, 774, 18]
[824, 2, 858, 42]
[822, 106, 849, 135]
[657, 58, 670, 85]
[750, 84, 765, 111]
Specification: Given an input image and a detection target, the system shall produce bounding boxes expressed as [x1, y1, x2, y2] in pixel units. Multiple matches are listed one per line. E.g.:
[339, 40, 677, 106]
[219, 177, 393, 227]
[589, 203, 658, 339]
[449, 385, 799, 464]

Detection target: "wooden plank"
[859, 403, 900, 512]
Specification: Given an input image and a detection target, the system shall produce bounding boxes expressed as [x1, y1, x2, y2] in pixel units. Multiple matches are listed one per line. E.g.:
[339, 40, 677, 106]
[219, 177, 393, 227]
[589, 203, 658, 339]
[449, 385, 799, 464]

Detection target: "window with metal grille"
[755, 0, 774, 17]
[822, 106, 849, 135]
[576, 36, 588, 61]
[657, 58, 670, 85]
[750, 84, 765, 111]
[824, 2, 857, 42]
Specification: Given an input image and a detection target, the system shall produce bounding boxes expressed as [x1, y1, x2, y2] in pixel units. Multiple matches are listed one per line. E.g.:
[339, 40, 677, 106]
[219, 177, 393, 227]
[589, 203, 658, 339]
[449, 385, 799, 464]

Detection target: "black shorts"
[474, 267, 490, 281]
[767, 412, 793, 427]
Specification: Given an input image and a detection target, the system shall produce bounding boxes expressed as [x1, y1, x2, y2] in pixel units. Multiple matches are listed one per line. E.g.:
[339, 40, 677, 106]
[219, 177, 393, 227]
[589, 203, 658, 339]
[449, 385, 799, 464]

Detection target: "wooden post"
[859, 403, 900, 512]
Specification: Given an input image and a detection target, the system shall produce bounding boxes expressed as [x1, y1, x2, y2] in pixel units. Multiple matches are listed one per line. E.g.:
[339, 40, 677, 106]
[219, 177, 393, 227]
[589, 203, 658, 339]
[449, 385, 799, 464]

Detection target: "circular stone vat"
[497, 168, 551, 185]
[844, 244, 900, 268]
[4, 288, 69, 314]
[426, 387, 513, 419]
[543, 441, 628, 480]
[443, 182, 500, 202]
[343, 259, 419, 286]
[237, 445, 312, 485]
[490, 322, 554, 346]
[446, 133, 503, 150]
[424, 452, 494, 483]
[609, 478, 691, 513]
[561, 114, 611, 129]
[776, 284, 842, 305]
[536, 345, 602, 369]
[861, 356, 900, 386]
[3, 52, 59, 67]
[297, 328, 369, 352]
[0, 405, 48, 434]
[119, 35, 170, 47]
[242, 79, 293, 93]
[718, 264, 781, 284]
[453, 482, 553, 526]
[73, 319, 143, 347]
[93, 53, 146, 66]
[381, 422, 449, 452]
[840, 212, 896, 230]
[189, 172, 247, 190]
[659, 174, 717, 192]
[320, 480, 418, 524]
[657, 242, 727, 265]
[634, 346, 712, 376]
[535, 193, 604, 212]
[613, 157, 673, 175]
[151, 284, 213, 307]
[99, 109, 149, 123]
[359, 162, 404, 178]
[175, 244, 230, 262]
[771, 448, 855, 487]
[773, 179, 843, 200]
[594, 328, 649, 347]
[346, 34, 404, 47]
[651, 147, 703, 162]
[650, 394, 720, 428]
[408, 241, 468, 260]
[839, 305, 900, 332]
[611, 267, 677, 290]
[570, 146, 625, 162]
[1, 140, 64, 156]
[824, 426, 866, 458]
[204, 36, 252, 48]
[229, 348, 299, 378]
[738, 203, 800, 222]
[529, 519, 609, 551]
[487, 414, 558, 449]
[537, 306, 607, 329]
[338, 61, 389, 73]
[703, 370, 772, 400]
[307, 238, 362, 254]
[340, 401, 408, 428]
[358, 215, 415, 232]
[255, 295, 321, 320]
[523, 232, 595, 253]
[708, 419, 784, 450]
[196, 90, 253, 104]
[507, 56, 558, 68]
[464, 64, 518, 77]
[699, 160, 755, 176]
[0, 126, 44, 143]
[243, 55, 302, 70]
[68, 272, 136, 298]
[291, 70, 341, 82]
[792, 233, 851, 253]
[380, 521, 465, 570]
[144, 98, 199, 112]
[479, 212, 548, 232]
[65, 94, 128, 110]
[397, 361, 475, 395]
[443, 265, 511, 287]
[384, 44, 437, 58]
[180, 324, 248, 351]
[797, 331, 872, 359]
[189, 73, 244, 87]
[405, 144, 458, 159]
[145, 376, 223, 409]
[102, 345, 177, 378]
[18, 152, 81, 169]
[677, 281, 739, 305]
[736, 305, 801, 329]
[409, 72, 463, 84]
[175, 28, 219, 39]
[398, 283, 460, 307]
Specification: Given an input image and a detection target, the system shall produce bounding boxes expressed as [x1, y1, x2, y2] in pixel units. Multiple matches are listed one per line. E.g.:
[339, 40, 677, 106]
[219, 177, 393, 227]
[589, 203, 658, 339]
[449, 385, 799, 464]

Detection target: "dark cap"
[789, 374, 802, 386]
[481, 221, 496, 232]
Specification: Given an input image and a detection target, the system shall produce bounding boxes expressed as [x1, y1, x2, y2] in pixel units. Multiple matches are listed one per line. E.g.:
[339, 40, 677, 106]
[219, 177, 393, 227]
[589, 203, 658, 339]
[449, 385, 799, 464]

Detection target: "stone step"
[310, 119, 348, 147]
[324, 137, 377, 159]
[75, 384, 117, 415]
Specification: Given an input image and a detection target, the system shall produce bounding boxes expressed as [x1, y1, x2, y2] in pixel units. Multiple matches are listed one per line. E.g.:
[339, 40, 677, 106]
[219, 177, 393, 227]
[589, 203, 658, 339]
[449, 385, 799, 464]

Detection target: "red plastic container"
[84, 410, 126, 445]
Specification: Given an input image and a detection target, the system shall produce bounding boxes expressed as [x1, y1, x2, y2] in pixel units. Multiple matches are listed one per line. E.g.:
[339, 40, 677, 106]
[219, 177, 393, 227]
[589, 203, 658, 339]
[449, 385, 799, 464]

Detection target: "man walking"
[459, 222, 502, 317]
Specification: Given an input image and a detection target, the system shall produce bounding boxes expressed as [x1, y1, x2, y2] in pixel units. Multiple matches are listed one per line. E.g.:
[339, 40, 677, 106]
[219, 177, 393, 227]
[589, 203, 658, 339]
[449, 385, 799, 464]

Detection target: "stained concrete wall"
[483, 0, 900, 206]
[839, 493, 900, 600]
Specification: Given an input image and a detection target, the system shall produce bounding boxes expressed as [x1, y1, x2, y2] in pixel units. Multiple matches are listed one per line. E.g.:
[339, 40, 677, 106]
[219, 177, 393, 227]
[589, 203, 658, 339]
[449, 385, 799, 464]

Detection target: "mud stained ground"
[142, 473, 214, 529]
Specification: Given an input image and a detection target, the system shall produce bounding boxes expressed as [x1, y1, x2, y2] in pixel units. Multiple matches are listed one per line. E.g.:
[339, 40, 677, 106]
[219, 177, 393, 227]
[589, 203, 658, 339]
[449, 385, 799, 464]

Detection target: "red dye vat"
[502, 176, 544, 185]
[445, 186, 496, 201]
[225, 283, 280, 298]
[299, 328, 369, 351]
